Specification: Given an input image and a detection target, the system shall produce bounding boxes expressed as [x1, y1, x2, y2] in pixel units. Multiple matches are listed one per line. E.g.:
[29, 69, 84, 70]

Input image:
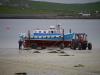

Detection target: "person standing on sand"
[18, 33, 25, 50]
[18, 39, 23, 50]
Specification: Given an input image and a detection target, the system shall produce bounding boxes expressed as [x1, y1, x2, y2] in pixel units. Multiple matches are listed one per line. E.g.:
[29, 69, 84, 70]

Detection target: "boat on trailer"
[19, 25, 92, 50]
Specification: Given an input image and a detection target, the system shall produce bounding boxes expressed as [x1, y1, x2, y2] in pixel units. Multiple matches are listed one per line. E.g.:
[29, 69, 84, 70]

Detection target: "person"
[18, 39, 23, 50]
[18, 32, 26, 50]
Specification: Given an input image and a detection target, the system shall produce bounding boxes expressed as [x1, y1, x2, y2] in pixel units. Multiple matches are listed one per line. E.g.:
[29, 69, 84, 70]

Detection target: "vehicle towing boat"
[19, 25, 92, 50]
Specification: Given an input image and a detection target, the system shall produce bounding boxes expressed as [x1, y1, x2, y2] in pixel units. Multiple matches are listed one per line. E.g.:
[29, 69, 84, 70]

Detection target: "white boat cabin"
[34, 25, 62, 34]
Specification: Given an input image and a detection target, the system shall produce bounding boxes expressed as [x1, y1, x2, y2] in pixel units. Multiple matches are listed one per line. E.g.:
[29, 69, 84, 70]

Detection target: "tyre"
[88, 43, 92, 50]
[42, 46, 46, 49]
[59, 43, 64, 49]
[73, 46, 76, 50]
[78, 43, 81, 50]
[82, 44, 87, 50]
[31, 43, 37, 49]
[71, 43, 76, 50]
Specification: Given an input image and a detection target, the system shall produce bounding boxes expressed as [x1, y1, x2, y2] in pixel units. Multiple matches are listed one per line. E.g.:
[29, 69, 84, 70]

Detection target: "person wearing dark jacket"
[18, 39, 23, 50]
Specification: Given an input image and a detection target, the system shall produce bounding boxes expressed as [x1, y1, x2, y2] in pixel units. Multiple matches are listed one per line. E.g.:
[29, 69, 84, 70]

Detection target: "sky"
[34, 0, 100, 3]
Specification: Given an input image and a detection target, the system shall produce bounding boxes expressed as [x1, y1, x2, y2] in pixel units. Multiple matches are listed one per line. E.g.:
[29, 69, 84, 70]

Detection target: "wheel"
[41, 46, 46, 49]
[88, 43, 92, 50]
[78, 43, 81, 50]
[71, 44, 76, 50]
[73, 45, 76, 50]
[31, 43, 37, 49]
[59, 43, 64, 49]
[70, 43, 76, 50]
[82, 43, 87, 50]
[84, 41, 88, 50]
[37, 46, 46, 50]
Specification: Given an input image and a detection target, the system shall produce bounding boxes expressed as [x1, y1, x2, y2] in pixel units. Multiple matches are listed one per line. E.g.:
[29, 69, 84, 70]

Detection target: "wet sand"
[0, 48, 100, 75]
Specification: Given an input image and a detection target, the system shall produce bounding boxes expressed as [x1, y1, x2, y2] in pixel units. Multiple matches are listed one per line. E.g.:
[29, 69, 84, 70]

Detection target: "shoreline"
[0, 14, 100, 19]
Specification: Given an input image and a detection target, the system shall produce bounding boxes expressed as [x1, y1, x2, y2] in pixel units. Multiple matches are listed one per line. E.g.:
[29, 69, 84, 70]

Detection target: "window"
[54, 36, 56, 38]
[43, 36, 46, 38]
[39, 31, 41, 33]
[47, 36, 51, 38]
[35, 31, 37, 33]
[39, 36, 42, 38]
[51, 31, 53, 33]
[44, 31, 46, 33]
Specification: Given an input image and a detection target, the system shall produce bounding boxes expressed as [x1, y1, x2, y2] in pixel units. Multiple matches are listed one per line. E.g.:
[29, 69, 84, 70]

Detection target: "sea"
[0, 19, 100, 48]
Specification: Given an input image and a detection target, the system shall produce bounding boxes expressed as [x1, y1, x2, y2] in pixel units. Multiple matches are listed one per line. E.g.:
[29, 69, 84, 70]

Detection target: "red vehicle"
[70, 33, 92, 50]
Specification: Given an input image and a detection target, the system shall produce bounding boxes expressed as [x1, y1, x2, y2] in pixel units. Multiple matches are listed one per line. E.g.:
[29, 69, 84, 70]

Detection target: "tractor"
[70, 33, 92, 50]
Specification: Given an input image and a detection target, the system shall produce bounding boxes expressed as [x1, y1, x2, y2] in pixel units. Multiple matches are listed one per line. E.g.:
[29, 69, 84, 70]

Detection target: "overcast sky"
[34, 0, 100, 3]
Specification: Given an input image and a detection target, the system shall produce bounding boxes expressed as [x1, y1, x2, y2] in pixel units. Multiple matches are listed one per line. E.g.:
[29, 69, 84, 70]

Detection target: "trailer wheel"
[88, 43, 92, 50]
[31, 43, 37, 49]
[59, 43, 64, 49]
[73, 45, 76, 50]
[41, 46, 46, 49]
[71, 43, 76, 50]
[78, 43, 81, 50]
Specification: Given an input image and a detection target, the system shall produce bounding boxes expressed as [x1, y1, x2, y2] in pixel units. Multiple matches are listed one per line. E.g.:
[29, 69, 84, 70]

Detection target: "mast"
[56, 24, 61, 33]
[69, 28, 72, 33]
[60, 29, 64, 49]
[28, 30, 30, 40]
[28, 30, 31, 48]
[62, 29, 64, 41]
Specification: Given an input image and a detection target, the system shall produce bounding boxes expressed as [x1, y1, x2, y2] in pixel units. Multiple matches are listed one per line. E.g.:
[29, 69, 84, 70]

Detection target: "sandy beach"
[0, 48, 100, 75]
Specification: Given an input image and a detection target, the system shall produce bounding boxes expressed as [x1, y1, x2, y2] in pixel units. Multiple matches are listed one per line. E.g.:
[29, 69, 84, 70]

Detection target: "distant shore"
[0, 14, 100, 19]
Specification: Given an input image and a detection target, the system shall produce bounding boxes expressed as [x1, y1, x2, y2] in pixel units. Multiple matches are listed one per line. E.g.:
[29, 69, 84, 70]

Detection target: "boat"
[19, 25, 92, 50]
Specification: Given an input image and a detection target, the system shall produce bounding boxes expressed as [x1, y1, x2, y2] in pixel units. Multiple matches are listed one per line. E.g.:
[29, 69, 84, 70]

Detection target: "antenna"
[69, 28, 72, 33]
[28, 30, 30, 39]
[56, 24, 61, 33]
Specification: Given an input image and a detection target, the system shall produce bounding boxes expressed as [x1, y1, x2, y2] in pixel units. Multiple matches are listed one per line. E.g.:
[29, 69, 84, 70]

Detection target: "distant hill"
[0, 1, 100, 18]
[30, 1, 100, 15]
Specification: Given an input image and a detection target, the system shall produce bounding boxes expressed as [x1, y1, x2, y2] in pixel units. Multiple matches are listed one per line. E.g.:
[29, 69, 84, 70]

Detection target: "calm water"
[0, 19, 100, 48]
